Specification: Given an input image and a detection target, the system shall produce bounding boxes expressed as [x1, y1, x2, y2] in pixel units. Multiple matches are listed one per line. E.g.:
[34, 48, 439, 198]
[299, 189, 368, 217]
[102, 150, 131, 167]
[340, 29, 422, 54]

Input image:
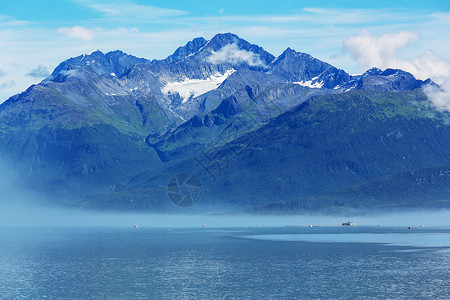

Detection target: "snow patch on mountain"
[87, 49, 101, 55]
[293, 80, 324, 89]
[161, 69, 235, 103]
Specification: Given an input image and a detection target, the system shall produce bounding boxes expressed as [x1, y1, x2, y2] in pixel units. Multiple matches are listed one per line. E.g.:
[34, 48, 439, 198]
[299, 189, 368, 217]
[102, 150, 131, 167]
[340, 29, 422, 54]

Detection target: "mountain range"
[0, 33, 448, 213]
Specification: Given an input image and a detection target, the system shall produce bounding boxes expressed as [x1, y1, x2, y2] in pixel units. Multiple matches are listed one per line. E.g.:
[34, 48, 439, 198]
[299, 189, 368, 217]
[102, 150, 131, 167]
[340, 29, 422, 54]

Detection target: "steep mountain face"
[98, 89, 449, 212]
[148, 81, 312, 162]
[0, 33, 447, 212]
[269, 48, 351, 88]
[163, 37, 208, 63]
[0, 67, 163, 193]
[207, 90, 450, 209]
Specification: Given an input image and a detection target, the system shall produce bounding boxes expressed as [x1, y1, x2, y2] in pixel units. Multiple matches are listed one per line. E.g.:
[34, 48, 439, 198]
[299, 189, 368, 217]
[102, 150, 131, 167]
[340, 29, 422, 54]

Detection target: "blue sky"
[0, 0, 449, 101]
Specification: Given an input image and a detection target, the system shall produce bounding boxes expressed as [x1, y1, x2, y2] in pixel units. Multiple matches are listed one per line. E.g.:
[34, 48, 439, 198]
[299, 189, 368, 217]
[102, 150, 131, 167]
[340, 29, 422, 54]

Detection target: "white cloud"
[0, 20, 32, 27]
[59, 69, 79, 77]
[344, 30, 419, 69]
[0, 14, 32, 27]
[344, 30, 450, 111]
[79, 1, 187, 20]
[57, 26, 95, 41]
[208, 44, 265, 67]
[424, 84, 450, 111]
[419, 52, 450, 111]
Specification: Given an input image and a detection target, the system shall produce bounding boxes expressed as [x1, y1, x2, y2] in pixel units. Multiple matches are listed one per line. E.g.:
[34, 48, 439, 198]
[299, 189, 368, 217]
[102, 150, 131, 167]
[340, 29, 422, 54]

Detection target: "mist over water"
[1, 198, 449, 228]
[0, 157, 448, 228]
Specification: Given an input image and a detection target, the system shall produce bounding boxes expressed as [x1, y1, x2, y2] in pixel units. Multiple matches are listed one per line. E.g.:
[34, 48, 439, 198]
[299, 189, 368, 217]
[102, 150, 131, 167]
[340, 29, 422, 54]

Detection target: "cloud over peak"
[344, 30, 419, 70]
[207, 44, 265, 67]
[344, 30, 450, 112]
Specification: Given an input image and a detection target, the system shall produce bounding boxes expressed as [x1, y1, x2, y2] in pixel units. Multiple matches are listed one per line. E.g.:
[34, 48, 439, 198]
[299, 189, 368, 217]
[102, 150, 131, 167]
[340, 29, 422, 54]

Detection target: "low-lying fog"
[1, 197, 448, 228]
[0, 161, 448, 228]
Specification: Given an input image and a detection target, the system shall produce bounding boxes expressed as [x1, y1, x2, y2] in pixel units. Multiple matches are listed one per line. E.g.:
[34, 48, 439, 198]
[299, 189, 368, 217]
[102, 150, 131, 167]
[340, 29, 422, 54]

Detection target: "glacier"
[161, 69, 235, 103]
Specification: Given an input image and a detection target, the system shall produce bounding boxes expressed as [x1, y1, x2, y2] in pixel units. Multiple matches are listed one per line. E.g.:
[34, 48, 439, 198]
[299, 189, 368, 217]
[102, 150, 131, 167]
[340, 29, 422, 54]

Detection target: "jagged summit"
[50, 49, 149, 79]
[36, 32, 434, 123]
[353, 67, 427, 91]
[204, 33, 275, 66]
[45, 33, 432, 96]
[158, 33, 275, 70]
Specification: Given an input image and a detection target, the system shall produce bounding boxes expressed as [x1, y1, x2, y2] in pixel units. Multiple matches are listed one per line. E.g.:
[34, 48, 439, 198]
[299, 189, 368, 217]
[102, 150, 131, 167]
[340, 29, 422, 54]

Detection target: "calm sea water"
[0, 226, 448, 299]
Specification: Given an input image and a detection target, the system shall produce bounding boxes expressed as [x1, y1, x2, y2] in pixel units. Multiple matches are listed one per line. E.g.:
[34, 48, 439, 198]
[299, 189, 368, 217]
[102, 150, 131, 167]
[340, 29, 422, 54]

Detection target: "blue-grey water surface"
[0, 226, 448, 299]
